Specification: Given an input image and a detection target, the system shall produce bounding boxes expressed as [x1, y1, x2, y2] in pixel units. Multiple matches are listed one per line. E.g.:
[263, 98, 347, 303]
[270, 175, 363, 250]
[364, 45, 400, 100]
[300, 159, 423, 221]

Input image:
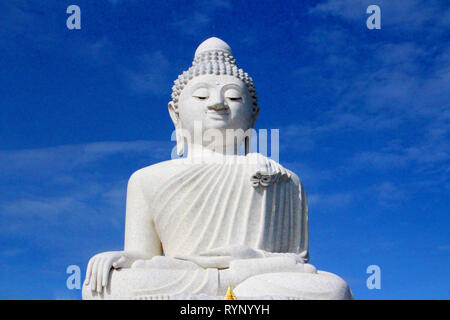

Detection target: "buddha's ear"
[168, 101, 179, 126]
[251, 105, 260, 128]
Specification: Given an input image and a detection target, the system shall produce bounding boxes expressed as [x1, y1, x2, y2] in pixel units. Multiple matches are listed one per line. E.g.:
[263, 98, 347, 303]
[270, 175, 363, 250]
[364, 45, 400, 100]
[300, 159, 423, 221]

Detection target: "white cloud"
[0, 140, 171, 174]
[309, 0, 450, 31]
[308, 191, 353, 210]
[372, 181, 408, 207]
[0, 139, 176, 268]
[281, 1, 450, 211]
[0, 140, 172, 235]
[290, 7, 450, 167]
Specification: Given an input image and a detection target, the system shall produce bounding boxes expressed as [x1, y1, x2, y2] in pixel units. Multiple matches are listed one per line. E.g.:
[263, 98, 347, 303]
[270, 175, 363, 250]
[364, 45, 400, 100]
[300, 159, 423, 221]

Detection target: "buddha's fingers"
[96, 258, 105, 293]
[112, 255, 127, 269]
[102, 256, 116, 289]
[85, 257, 94, 285]
[90, 257, 100, 292]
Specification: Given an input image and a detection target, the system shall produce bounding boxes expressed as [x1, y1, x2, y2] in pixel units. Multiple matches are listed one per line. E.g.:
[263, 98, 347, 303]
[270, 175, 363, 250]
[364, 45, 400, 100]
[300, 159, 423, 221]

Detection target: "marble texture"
[82, 37, 352, 300]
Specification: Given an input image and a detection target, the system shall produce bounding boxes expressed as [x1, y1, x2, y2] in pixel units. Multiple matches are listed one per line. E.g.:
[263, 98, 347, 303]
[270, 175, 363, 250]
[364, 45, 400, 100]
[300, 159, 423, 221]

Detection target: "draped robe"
[138, 157, 309, 259]
[96, 155, 311, 298]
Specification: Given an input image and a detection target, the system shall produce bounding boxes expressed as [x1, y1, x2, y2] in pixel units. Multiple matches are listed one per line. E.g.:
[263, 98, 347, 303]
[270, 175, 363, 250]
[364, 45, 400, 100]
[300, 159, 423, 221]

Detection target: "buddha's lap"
[82, 264, 352, 299]
[234, 271, 354, 299]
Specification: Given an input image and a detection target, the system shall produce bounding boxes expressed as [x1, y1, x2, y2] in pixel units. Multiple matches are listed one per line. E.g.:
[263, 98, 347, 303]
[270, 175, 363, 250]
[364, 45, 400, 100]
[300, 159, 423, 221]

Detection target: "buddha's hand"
[84, 251, 136, 293]
[246, 153, 291, 187]
[262, 251, 309, 264]
[175, 245, 265, 269]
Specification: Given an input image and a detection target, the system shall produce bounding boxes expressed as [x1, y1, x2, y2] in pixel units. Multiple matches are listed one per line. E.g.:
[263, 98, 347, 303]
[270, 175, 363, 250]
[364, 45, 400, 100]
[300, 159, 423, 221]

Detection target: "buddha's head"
[168, 37, 260, 156]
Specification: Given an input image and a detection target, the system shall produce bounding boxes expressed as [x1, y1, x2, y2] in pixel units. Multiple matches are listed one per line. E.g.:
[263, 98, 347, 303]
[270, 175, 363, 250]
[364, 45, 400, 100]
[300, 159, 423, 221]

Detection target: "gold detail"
[224, 284, 236, 300]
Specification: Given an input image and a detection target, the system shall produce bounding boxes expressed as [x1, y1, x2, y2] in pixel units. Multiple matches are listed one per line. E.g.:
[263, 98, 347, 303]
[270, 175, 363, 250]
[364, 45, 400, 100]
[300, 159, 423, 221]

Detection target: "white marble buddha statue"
[82, 37, 353, 300]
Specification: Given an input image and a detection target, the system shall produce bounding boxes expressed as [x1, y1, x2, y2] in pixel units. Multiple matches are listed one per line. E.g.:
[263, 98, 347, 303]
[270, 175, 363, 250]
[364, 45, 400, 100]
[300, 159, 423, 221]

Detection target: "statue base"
[82, 269, 353, 300]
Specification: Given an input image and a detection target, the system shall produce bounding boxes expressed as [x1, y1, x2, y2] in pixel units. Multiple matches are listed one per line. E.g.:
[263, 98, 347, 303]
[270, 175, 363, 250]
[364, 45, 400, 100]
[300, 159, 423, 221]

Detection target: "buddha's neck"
[186, 142, 243, 161]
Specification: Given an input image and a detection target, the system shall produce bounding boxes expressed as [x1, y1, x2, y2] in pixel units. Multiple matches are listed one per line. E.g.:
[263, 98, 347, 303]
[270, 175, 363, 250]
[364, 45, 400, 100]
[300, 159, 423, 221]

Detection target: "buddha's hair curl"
[171, 50, 258, 111]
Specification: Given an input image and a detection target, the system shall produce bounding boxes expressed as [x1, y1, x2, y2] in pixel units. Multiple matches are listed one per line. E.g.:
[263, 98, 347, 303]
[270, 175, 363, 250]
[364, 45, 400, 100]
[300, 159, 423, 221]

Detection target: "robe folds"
[84, 156, 315, 299]
[136, 156, 309, 260]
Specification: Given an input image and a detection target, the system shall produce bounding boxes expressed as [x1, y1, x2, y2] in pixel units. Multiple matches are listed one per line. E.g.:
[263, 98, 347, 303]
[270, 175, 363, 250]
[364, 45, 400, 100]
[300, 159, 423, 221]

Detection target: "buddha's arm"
[84, 170, 162, 293]
[124, 170, 163, 258]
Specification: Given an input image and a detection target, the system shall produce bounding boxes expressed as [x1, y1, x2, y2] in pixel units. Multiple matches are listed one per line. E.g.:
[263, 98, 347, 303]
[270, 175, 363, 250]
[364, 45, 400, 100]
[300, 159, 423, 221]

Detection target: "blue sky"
[0, 0, 448, 299]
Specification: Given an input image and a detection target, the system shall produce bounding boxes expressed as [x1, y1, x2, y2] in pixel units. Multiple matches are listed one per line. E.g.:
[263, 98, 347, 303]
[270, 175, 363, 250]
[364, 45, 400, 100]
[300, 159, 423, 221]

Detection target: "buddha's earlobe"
[176, 129, 185, 156]
[168, 102, 185, 156]
[168, 101, 179, 126]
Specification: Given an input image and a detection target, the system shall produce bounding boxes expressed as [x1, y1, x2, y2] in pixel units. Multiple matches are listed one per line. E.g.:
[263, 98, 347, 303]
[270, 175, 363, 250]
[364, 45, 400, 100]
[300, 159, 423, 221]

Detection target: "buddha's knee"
[82, 268, 139, 300]
[234, 271, 353, 300]
[82, 267, 189, 300]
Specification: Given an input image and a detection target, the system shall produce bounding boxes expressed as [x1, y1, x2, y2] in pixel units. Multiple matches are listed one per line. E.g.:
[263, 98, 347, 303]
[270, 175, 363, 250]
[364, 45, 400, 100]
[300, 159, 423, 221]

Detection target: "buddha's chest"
[147, 163, 300, 256]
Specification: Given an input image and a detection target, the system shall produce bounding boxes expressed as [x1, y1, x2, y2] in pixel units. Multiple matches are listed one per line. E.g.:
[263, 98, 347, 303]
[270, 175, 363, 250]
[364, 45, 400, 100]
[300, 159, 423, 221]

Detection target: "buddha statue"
[82, 37, 353, 300]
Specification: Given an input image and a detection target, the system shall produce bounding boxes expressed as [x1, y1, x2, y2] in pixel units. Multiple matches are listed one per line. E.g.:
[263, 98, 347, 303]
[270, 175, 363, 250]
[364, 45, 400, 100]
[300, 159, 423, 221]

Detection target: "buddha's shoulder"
[128, 157, 305, 190]
[280, 166, 303, 189]
[268, 160, 304, 190]
[286, 168, 301, 186]
[129, 159, 191, 181]
[245, 153, 302, 186]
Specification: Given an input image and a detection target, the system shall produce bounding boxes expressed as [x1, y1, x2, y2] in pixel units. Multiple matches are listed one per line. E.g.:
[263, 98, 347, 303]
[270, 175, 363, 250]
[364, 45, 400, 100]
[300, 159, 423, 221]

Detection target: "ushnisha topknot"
[171, 37, 258, 111]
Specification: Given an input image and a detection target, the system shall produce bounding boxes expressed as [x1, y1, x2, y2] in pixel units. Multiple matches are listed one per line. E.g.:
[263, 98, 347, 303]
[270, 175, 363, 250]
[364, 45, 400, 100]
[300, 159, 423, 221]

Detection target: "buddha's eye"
[193, 88, 209, 101]
[225, 89, 242, 102]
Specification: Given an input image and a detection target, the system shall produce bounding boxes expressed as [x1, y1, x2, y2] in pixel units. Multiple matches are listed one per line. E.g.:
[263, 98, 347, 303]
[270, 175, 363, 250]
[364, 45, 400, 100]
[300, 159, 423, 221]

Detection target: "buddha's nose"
[207, 103, 229, 111]
[207, 94, 227, 108]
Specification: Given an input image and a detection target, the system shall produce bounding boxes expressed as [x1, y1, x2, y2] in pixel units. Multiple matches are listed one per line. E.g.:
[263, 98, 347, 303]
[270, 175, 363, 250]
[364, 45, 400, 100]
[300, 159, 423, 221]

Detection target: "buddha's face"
[174, 74, 257, 135]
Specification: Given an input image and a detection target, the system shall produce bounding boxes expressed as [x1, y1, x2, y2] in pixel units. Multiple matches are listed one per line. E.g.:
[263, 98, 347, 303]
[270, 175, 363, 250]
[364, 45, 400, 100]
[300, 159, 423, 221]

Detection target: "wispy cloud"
[171, 0, 232, 35]
[0, 139, 174, 284]
[174, 12, 212, 35]
[277, 1, 450, 215]
[120, 51, 172, 95]
[0, 140, 170, 174]
[308, 191, 354, 210]
[437, 245, 450, 251]
[0, 248, 27, 258]
[0, 1, 58, 47]
[309, 0, 450, 31]
[0, 140, 172, 232]
[372, 181, 408, 207]
[291, 3, 449, 159]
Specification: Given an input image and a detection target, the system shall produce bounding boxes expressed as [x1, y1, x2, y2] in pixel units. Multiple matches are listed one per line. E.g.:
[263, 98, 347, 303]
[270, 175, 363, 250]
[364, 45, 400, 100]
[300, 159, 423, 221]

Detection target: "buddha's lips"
[206, 109, 230, 118]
